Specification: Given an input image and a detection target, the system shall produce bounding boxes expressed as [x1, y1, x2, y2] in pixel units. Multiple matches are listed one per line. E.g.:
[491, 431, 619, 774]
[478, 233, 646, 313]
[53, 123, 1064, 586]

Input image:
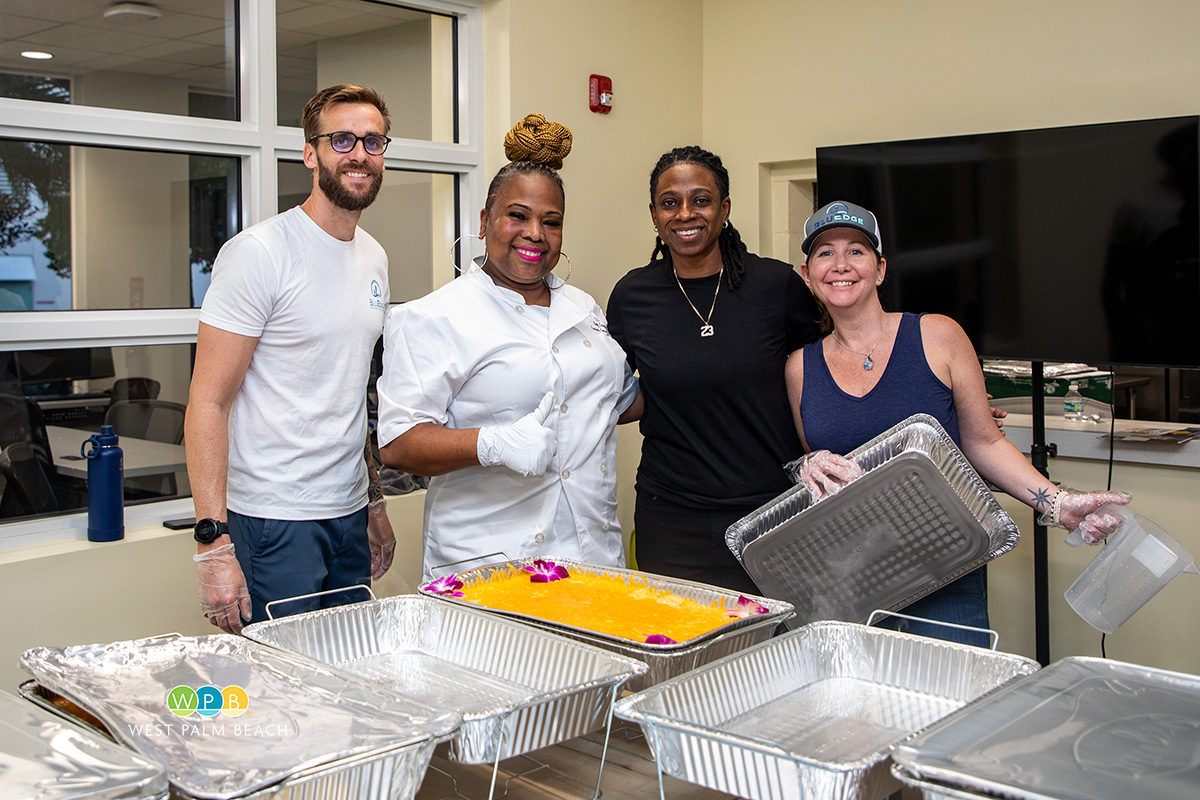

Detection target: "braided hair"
[648, 146, 748, 290]
[484, 113, 572, 214]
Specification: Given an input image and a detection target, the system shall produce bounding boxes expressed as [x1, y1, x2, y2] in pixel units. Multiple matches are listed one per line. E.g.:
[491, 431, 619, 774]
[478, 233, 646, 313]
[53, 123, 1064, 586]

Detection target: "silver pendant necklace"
[832, 316, 889, 370]
[673, 265, 722, 337]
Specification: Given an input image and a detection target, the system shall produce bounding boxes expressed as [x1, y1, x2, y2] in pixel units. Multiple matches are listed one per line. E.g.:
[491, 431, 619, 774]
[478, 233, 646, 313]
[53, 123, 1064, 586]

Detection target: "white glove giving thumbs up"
[476, 391, 558, 477]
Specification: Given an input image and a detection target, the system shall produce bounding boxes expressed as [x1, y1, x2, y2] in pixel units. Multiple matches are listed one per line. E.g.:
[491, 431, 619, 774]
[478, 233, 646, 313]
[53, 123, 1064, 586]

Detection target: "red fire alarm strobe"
[589, 74, 612, 114]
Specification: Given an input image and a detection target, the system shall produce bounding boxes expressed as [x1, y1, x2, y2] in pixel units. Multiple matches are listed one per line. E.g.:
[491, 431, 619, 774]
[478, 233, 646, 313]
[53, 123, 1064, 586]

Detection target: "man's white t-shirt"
[200, 206, 389, 520]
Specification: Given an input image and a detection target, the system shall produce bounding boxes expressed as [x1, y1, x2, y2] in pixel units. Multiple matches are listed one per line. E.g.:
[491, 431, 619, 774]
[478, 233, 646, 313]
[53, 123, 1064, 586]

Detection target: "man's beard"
[316, 153, 383, 211]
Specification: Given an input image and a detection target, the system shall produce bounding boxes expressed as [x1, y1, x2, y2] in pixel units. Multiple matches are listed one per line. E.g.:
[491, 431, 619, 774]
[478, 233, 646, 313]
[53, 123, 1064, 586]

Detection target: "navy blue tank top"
[800, 312, 959, 454]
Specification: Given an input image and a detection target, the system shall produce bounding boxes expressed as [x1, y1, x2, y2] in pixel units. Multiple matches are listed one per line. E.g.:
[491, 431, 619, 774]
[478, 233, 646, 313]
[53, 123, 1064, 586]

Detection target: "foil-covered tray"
[727, 414, 1020, 628]
[1, 688, 169, 800]
[891, 764, 995, 800]
[613, 620, 1039, 800]
[243, 594, 646, 764]
[20, 634, 461, 800]
[419, 557, 793, 691]
[893, 656, 1200, 800]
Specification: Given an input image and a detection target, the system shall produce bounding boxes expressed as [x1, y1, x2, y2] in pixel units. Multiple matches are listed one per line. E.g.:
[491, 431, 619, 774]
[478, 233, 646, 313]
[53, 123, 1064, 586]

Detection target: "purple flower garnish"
[421, 575, 465, 597]
[725, 595, 770, 619]
[523, 559, 569, 583]
[645, 634, 676, 645]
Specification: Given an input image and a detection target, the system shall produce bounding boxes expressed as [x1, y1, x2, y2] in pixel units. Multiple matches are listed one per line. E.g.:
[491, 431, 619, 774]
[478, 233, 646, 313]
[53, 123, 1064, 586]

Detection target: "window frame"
[0, 0, 484, 547]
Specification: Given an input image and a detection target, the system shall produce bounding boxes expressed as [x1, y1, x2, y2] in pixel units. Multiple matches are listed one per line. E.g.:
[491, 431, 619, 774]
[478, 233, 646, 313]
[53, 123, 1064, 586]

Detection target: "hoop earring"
[722, 220, 729, 229]
[449, 233, 485, 273]
[549, 252, 572, 287]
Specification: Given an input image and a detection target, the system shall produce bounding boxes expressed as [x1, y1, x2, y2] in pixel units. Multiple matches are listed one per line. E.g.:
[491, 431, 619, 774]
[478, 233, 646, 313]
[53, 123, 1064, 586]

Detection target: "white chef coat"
[377, 266, 633, 578]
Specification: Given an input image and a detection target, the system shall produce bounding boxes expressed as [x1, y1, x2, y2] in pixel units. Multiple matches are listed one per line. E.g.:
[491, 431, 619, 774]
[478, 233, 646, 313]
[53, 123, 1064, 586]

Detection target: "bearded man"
[186, 84, 396, 632]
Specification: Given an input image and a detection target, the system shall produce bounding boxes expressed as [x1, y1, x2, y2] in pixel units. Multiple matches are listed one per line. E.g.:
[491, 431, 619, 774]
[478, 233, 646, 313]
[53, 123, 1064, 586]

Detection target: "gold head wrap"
[504, 113, 572, 170]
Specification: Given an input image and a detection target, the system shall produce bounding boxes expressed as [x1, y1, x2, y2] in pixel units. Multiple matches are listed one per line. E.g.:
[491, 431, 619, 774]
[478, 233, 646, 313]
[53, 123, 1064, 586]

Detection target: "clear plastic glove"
[367, 497, 396, 580]
[1038, 488, 1133, 545]
[194, 543, 251, 634]
[787, 450, 863, 500]
[477, 391, 558, 477]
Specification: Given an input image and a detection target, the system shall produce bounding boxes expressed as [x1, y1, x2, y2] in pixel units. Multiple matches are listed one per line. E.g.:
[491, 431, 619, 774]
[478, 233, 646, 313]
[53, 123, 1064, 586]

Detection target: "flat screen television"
[815, 116, 1200, 368]
[15, 347, 115, 391]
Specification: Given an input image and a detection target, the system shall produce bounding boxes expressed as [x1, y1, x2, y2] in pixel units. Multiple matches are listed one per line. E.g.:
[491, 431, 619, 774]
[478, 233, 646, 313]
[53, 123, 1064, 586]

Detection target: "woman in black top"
[607, 146, 819, 593]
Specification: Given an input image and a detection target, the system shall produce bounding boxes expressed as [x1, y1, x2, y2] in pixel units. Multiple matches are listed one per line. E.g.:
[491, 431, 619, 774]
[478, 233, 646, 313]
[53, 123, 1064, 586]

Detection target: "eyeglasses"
[308, 131, 392, 156]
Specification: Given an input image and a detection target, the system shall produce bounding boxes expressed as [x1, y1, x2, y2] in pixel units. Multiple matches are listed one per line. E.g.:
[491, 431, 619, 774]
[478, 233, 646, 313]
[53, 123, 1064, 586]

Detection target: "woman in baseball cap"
[784, 200, 1131, 646]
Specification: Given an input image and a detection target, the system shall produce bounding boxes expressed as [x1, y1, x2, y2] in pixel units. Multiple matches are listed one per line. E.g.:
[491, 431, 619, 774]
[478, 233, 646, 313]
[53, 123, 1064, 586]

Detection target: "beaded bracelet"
[1048, 489, 1065, 528]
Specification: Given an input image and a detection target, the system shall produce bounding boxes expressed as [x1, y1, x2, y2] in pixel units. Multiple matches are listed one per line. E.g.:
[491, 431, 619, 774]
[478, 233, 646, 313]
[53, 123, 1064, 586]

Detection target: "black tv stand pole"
[1029, 361, 1056, 666]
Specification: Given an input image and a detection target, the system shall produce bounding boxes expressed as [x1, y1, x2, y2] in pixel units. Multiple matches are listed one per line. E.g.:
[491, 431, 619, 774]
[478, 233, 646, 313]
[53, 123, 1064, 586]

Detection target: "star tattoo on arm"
[1029, 486, 1054, 511]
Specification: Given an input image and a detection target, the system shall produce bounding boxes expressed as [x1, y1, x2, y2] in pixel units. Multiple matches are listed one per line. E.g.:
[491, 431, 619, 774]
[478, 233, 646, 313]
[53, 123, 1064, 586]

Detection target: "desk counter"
[47, 425, 187, 479]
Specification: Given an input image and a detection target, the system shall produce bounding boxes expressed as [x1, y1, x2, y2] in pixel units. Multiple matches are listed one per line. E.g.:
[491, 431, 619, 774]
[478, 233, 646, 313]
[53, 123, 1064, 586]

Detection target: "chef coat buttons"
[516, 305, 525, 313]
[560, 403, 569, 414]
[602, 522, 611, 531]
[600, 461, 607, 473]
[560, 468, 571, 479]
[534, 532, 545, 544]
[582, 339, 592, 348]
[597, 399, 604, 409]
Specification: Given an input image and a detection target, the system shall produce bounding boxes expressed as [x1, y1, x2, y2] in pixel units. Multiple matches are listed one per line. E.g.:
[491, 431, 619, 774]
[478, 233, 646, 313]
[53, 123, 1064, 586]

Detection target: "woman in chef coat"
[376, 115, 639, 578]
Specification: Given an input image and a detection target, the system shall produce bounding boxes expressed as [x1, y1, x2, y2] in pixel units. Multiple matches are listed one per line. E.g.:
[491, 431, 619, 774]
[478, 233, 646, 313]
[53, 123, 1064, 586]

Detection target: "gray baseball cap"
[801, 200, 883, 256]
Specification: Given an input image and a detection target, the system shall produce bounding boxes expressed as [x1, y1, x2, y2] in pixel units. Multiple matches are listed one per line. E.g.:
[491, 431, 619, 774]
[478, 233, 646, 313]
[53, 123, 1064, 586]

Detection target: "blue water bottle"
[82, 425, 124, 542]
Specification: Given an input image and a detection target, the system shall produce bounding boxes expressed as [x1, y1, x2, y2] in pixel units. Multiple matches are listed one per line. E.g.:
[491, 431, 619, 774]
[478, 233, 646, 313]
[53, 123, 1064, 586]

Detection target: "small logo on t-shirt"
[369, 279, 385, 310]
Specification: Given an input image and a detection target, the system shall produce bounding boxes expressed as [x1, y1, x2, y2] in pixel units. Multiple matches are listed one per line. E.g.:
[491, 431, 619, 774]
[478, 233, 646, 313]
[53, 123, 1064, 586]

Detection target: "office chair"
[0, 441, 59, 517]
[109, 377, 161, 404]
[104, 400, 186, 445]
[0, 393, 56, 491]
[104, 399, 187, 498]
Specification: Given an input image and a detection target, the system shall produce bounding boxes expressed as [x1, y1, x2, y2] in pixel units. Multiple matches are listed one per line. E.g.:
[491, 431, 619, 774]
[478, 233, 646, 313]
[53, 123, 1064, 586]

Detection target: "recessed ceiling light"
[20, 51, 54, 60]
[103, 2, 162, 21]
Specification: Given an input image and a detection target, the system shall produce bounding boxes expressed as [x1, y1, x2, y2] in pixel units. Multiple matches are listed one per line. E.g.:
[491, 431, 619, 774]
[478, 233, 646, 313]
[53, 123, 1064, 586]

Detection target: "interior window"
[276, 1, 457, 143]
[0, 1, 238, 120]
[0, 139, 239, 312]
[1, 343, 194, 521]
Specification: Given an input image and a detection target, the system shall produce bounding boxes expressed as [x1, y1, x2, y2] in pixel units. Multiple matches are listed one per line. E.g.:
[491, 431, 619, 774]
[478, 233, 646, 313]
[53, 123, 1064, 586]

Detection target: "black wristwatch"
[193, 518, 229, 545]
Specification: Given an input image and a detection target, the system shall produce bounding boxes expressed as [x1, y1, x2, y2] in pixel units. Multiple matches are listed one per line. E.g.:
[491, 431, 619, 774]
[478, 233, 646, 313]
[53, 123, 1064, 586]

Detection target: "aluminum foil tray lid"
[20, 634, 461, 800]
[0, 689, 169, 800]
[893, 656, 1200, 800]
[419, 556, 793, 652]
[727, 414, 1019, 627]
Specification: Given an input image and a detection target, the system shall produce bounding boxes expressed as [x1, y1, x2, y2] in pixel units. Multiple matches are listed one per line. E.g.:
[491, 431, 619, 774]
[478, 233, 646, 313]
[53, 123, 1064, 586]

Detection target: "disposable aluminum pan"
[891, 765, 993, 800]
[243, 595, 646, 764]
[420, 557, 793, 691]
[20, 634, 461, 800]
[1, 688, 169, 800]
[892, 656, 1200, 800]
[891, 765, 994, 800]
[727, 414, 1020, 628]
[613, 620, 1039, 800]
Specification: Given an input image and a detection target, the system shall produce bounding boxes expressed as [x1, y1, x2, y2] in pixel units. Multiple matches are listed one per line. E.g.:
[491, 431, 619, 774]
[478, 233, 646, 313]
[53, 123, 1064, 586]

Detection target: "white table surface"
[47, 425, 187, 480]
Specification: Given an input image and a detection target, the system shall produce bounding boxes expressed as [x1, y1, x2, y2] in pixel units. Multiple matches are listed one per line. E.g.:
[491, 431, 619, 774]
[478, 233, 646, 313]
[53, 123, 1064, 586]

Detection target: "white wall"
[701, 0, 1200, 252]
[486, 0, 705, 307]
